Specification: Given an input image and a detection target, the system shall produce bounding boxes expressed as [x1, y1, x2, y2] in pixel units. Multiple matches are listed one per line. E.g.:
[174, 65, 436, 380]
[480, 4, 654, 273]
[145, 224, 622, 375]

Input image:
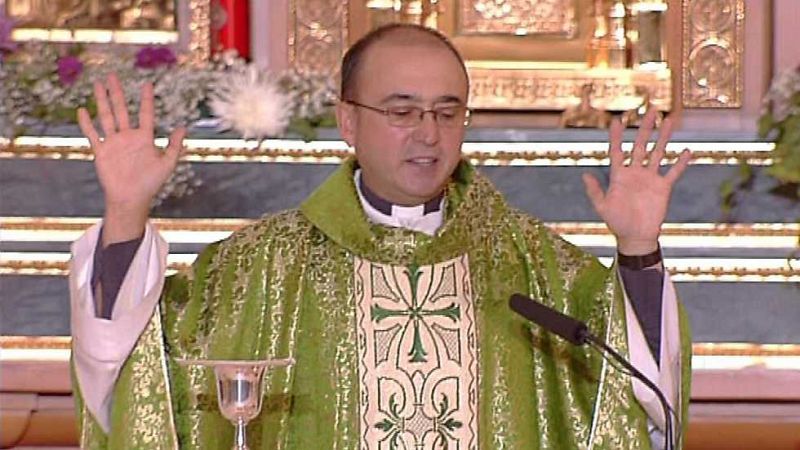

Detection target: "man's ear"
[335, 101, 357, 147]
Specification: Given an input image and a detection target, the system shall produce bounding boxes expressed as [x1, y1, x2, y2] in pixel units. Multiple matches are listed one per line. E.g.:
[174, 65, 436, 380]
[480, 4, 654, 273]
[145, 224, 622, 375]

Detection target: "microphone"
[509, 293, 679, 450]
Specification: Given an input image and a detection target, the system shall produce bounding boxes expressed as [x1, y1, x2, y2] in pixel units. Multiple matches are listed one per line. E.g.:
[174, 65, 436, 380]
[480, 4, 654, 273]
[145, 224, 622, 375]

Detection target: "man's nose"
[413, 110, 440, 145]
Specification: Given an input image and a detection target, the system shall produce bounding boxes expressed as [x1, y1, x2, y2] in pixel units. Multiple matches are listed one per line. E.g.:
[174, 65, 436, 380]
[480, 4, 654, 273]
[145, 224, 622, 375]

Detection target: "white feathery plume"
[210, 66, 293, 139]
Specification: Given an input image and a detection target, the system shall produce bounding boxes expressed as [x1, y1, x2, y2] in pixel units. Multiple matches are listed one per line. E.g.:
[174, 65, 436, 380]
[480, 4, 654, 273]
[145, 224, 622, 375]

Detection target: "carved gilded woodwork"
[2, 0, 211, 64]
[322, 1, 675, 112]
[467, 61, 672, 111]
[288, 0, 349, 74]
[5, 0, 176, 30]
[681, 0, 744, 108]
[459, 0, 577, 36]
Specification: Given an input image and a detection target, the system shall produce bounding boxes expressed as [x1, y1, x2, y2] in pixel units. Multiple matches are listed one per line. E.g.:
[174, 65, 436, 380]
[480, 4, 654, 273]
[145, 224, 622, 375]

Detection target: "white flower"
[209, 66, 293, 139]
[764, 67, 800, 122]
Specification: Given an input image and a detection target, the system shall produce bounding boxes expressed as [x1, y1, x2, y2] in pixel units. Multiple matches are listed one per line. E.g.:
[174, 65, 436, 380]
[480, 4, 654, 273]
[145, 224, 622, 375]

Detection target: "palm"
[94, 128, 174, 204]
[583, 110, 692, 255]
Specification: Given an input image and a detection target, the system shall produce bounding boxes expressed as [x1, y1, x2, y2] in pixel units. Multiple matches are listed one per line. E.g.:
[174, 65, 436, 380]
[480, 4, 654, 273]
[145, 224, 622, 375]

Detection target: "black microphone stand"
[577, 327, 679, 450]
[508, 293, 680, 450]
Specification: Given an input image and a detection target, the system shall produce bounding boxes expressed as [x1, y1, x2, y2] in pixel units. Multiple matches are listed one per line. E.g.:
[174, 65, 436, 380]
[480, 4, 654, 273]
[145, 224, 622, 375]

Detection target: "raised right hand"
[77, 73, 186, 246]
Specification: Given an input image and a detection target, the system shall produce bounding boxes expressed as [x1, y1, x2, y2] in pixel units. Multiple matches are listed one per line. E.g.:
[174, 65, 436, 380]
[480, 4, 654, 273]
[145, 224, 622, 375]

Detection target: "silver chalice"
[177, 358, 294, 450]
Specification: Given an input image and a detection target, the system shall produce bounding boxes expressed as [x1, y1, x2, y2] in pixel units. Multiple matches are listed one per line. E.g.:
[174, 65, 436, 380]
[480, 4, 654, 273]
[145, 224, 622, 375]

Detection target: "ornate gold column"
[288, 0, 349, 74]
[681, 0, 745, 108]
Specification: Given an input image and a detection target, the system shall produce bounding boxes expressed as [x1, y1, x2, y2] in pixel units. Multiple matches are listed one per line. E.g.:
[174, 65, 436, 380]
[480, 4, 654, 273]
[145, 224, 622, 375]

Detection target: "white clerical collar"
[354, 169, 445, 236]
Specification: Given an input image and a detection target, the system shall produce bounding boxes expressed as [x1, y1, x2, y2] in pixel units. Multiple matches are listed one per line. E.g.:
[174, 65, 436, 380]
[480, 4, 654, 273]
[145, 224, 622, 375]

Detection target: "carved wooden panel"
[459, 0, 577, 36]
[682, 0, 744, 108]
[288, 0, 349, 75]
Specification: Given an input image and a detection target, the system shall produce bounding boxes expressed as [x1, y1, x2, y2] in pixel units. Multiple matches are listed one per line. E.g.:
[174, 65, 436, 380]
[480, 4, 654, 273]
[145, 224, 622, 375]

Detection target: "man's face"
[337, 38, 469, 206]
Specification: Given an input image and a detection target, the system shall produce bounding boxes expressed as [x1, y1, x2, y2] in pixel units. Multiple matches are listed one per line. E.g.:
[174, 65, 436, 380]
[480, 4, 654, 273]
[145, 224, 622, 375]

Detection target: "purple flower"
[57, 56, 84, 86]
[0, 13, 19, 60]
[135, 46, 177, 69]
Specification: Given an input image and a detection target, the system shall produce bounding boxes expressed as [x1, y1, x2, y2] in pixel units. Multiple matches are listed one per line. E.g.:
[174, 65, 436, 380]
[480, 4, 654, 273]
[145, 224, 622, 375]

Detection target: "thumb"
[582, 172, 605, 211]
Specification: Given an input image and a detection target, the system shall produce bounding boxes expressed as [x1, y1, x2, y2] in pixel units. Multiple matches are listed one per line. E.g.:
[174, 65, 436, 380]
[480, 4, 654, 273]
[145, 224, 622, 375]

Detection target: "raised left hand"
[582, 109, 692, 255]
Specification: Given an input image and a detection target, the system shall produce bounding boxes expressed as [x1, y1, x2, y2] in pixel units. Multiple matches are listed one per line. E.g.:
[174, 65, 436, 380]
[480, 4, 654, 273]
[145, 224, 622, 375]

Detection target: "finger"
[608, 118, 625, 169]
[77, 107, 101, 147]
[664, 148, 692, 185]
[107, 73, 130, 130]
[582, 172, 606, 212]
[165, 127, 187, 166]
[93, 81, 116, 137]
[139, 82, 155, 133]
[631, 109, 657, 165]
[649, 115, 673, 172]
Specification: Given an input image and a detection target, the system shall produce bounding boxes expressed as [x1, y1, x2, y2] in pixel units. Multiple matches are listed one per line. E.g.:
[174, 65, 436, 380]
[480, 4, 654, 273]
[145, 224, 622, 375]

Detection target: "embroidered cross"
[370, 263, 461, 363]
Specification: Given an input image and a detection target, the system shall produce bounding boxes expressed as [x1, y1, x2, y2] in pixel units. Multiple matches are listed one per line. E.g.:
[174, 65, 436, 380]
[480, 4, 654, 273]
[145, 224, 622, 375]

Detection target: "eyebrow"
[379, 93, 465, 105]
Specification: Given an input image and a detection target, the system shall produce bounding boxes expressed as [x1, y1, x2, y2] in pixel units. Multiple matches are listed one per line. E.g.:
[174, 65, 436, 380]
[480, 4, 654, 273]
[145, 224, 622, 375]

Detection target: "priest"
[70, 24, 692, 449]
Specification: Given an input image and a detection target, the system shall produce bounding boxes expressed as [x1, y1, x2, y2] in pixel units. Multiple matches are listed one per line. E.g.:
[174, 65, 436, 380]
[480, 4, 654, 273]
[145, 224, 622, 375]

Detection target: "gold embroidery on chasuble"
[354, 254, 479, 450]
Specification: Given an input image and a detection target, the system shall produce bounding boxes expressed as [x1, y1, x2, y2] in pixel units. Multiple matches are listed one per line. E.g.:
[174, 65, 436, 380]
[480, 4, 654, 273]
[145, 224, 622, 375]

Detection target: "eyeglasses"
[344, 100, 471, 128]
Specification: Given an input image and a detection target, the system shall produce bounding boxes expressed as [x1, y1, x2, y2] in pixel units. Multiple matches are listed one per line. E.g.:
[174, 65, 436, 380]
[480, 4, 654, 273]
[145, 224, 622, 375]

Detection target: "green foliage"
[722, 68, 800, 220]
[286, 113, 336, 142]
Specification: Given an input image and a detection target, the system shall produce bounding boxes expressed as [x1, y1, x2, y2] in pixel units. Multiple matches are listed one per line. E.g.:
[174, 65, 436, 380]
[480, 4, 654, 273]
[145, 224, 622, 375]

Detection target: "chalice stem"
[234, 417, 248, 450]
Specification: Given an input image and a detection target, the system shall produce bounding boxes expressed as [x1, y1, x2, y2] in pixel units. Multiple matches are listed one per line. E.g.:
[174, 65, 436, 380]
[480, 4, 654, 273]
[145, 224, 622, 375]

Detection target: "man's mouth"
[407, 157, 438, 165]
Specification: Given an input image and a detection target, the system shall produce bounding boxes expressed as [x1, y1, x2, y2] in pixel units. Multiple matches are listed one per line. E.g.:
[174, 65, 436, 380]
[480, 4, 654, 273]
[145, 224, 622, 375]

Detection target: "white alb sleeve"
[621, 270, 682, 440]
[69, 221, 169, 432]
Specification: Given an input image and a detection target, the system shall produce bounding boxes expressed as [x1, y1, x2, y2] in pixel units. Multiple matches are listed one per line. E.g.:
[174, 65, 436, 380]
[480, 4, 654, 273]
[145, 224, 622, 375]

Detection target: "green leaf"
[737, 160, 753, 181]
[286, 118, 317, 142]
[781, 115, 800, 143]
[758, 113, 775, 138]
[68, 44, 86, 57]
[50, 106, 78, 122]
[719, 179, 736, 216]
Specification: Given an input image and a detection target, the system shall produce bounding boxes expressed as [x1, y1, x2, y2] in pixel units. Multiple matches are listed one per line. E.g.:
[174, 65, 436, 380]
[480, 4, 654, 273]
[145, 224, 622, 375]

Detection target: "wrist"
[103, 201, 150, 247]
[616, 238, 659, 256]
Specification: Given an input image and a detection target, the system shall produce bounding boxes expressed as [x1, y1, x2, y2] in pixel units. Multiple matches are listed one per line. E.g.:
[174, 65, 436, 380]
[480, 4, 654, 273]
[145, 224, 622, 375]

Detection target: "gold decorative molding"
[3, 217, 796, 237]
[467, 62, 672, 111]
[289, 0, 349, 75]
[0, 336, 71, 350]
[9, 258, 797, 280]
[681, 0, 745, 108]
[0, 136, 775, 166]
[692, 343, 800, 357]
[458, 0, 576, 36]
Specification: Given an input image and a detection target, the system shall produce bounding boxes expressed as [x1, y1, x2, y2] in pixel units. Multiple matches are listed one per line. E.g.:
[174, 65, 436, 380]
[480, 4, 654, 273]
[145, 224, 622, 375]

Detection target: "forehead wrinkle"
[378, 93, 465, 105]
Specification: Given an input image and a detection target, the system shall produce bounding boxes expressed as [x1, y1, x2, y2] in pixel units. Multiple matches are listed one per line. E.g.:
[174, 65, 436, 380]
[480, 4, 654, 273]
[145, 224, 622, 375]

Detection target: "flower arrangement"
[721, 65, 800, 218]
[0, 16, 336, 205]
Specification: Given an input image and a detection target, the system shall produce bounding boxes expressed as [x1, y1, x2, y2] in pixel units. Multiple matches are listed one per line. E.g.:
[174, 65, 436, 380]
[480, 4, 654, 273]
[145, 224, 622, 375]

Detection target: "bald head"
[340, 24, 469, 101]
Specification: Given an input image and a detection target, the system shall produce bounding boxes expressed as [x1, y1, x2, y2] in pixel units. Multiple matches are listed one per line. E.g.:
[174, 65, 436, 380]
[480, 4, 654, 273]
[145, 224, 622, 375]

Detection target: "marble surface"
[2, 160, 798, 222]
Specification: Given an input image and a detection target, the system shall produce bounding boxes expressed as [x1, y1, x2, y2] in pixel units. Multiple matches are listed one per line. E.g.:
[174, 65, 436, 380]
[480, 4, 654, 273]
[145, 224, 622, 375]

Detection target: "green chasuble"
[74, 158, 691, 449]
